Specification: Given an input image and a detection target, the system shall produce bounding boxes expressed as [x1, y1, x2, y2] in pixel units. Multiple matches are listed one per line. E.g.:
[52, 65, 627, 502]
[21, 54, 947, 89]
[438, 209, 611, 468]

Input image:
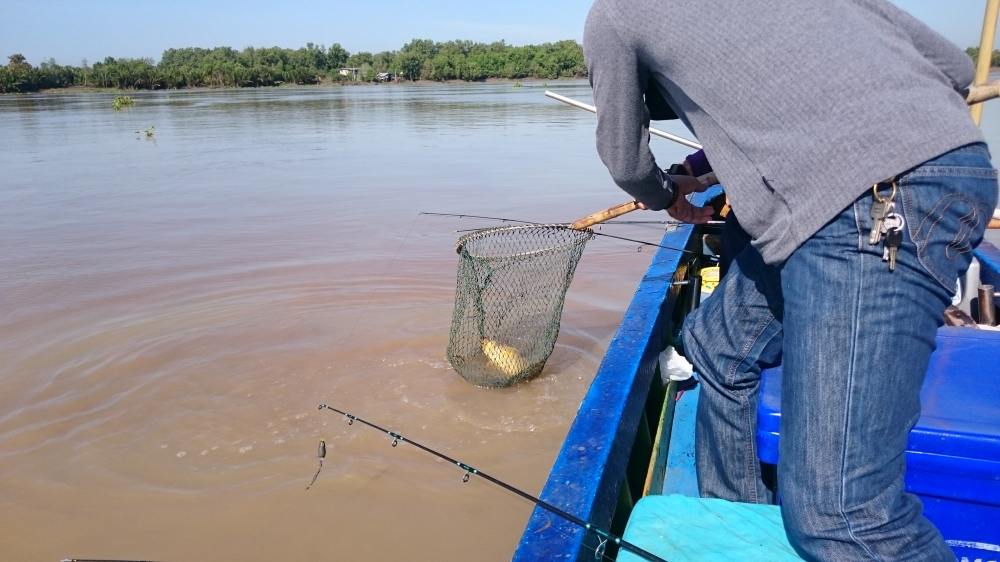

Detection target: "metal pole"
[971, 0, 1000, 125]
[545, 90, 703, 150]
[979, 284, 997, 326]
[686, 265, 703, 314]
[549, 81, 1000, 150]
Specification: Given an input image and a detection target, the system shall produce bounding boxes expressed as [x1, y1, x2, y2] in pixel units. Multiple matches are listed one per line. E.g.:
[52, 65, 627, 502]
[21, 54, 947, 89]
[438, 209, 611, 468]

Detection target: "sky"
[0, 0, 997, 66]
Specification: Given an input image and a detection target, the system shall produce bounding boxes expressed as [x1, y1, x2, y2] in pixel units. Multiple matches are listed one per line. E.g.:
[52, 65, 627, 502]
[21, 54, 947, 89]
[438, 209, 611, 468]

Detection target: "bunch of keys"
[869, 181, 904, 271]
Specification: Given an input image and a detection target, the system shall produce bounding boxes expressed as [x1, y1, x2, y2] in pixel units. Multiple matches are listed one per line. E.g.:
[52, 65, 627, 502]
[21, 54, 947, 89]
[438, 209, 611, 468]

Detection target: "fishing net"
[447, 224, 595, 387]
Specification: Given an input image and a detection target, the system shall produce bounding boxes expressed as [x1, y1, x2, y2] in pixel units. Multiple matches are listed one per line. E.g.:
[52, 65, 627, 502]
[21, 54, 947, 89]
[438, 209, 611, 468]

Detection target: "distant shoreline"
[14, 70, 1000, 96]
[15, 68, 998, 96]
[21, 77, 584, 96]
[1, 40, 587, 94]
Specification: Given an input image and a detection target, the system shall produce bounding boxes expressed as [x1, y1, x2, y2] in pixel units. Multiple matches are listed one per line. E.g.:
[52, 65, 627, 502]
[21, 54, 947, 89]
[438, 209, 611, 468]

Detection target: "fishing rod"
[420, 211, 722, 255]
[313, 403, 668, 562]
[420, 211, 678, 226]
[451, 227, 712, 256]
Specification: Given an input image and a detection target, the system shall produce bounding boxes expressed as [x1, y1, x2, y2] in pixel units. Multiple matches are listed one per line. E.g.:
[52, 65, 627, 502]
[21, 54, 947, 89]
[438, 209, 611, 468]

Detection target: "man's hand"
[666, 174, 713, 224]
[635, 171, 715, 223]
[697, 171, 718, 186]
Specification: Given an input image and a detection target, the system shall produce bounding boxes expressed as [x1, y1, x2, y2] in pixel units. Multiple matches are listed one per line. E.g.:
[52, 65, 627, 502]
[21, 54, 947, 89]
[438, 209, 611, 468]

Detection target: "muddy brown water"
[4, 82, 999, 562]
[0, 82, 699, 561]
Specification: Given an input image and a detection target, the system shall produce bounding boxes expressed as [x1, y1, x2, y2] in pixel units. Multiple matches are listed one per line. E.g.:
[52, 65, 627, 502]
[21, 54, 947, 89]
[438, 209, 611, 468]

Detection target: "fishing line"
[421, 211, 708, 255]
[311, 404, 668, 562]
[61, 559, 160, 562]
[530, 511, 641, 562]
[534, 508, 672, 562]
[329, 210, 423, 334]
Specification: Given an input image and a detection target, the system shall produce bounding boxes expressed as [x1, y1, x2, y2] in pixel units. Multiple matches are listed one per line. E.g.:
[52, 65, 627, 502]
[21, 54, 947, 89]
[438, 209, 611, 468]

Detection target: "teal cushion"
[618, 495, 803, 561]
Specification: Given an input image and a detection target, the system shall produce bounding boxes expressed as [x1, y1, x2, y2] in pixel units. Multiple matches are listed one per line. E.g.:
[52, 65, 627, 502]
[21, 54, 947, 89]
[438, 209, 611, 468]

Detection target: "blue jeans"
[681, 143, 997, 561]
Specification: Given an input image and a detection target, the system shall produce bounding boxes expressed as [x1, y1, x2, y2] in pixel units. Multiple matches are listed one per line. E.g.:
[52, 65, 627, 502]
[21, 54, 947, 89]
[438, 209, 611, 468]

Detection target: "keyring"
[872, 180, 898, 204]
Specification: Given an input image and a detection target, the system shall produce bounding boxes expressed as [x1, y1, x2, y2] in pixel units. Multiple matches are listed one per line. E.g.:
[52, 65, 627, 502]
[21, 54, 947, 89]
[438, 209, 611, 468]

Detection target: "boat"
[511, 181, 1000, 560]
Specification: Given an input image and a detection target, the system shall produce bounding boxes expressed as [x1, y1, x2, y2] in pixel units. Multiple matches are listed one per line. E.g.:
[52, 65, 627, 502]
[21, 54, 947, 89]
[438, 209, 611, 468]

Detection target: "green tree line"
[966, 47, 1000, 68]
[0, 39, 586, 93]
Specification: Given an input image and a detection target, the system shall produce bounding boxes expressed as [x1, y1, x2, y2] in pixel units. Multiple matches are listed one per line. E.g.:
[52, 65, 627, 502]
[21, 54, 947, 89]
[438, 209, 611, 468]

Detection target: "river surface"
[3, 82, 1000, 562]
[0, 81, 700, 562]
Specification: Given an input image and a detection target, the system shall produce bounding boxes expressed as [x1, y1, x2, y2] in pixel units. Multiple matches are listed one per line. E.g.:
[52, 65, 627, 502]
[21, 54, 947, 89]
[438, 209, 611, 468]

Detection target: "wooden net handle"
[968, 81, 1000, 105]
[957, 82, 999, 226]
[570, 200, 641, 230]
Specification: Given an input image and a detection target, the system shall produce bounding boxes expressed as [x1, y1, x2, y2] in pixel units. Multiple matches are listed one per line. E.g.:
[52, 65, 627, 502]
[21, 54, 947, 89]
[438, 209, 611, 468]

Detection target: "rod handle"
[570, 200, 641, 230]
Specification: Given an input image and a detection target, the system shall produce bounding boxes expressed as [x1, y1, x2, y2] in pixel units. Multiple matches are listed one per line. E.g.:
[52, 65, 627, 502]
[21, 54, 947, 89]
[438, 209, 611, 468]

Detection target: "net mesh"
[447, 224, 594, 387]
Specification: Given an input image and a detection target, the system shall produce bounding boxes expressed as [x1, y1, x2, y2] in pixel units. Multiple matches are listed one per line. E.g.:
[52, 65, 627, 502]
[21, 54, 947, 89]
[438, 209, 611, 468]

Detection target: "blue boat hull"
[515, 203, 1000, 561]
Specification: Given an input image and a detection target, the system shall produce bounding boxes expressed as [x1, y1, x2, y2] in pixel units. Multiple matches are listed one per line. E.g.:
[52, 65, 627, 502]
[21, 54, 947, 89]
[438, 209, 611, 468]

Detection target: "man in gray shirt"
[585, 0, 997, 560]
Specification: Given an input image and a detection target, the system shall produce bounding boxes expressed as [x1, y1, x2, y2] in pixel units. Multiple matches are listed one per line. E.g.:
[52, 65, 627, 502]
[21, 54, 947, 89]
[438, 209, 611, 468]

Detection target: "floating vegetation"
[112, 95, 135, 111]
[513, 81, 523, 88]
[134, 125, 155, 139]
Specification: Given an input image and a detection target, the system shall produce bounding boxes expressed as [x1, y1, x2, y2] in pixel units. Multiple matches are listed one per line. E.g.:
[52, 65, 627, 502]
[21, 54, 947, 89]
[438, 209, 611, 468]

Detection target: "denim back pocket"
[898, 145, 998, 293]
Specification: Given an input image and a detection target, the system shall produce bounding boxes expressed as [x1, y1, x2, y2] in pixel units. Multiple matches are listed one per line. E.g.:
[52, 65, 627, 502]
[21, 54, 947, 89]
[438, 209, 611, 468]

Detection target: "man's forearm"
[585, 2, 676, 210]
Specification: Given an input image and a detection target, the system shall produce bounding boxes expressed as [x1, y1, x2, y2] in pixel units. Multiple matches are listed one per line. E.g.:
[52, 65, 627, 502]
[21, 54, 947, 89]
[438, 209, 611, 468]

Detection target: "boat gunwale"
[512, 188, 719, 562]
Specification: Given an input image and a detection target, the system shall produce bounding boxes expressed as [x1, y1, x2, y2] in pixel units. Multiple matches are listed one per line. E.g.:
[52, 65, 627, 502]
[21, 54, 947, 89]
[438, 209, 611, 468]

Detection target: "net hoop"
[447, 223, 595, 387]
[455, 224, 595, 259]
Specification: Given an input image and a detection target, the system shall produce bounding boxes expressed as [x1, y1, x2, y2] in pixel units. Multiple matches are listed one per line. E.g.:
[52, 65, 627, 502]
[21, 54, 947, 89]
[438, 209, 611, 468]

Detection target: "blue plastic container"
[756, 327, 1000, 560]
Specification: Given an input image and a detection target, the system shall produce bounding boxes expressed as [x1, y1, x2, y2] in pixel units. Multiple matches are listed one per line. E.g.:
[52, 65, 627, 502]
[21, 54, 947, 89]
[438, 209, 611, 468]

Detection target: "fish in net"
[446, 201, 639, 387]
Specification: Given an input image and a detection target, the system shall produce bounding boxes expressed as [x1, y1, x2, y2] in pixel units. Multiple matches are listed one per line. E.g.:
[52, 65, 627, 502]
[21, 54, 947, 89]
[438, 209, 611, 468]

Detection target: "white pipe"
[544, 90, 703, 150]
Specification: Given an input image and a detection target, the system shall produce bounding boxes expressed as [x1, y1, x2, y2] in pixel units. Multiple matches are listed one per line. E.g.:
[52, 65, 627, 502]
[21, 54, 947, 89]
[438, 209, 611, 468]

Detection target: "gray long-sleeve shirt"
[585, 0, 984, 264]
